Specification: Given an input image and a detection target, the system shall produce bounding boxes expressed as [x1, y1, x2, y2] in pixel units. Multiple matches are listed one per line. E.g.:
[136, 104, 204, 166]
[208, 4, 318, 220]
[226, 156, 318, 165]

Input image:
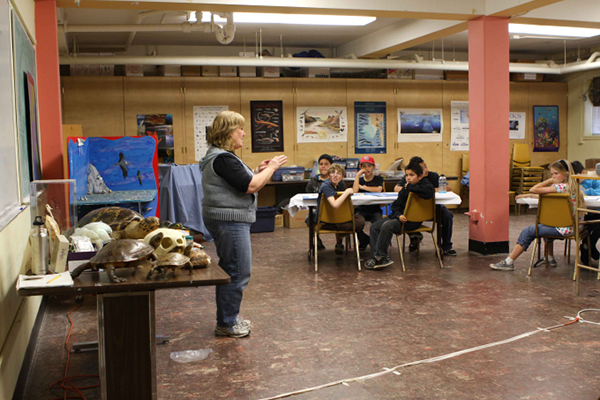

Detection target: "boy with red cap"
[353, 155, 384, 251]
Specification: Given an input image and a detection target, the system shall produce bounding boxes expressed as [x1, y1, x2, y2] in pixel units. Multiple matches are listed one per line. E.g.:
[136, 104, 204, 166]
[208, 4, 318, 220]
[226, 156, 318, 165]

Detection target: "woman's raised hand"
[268, 155, 288, 170]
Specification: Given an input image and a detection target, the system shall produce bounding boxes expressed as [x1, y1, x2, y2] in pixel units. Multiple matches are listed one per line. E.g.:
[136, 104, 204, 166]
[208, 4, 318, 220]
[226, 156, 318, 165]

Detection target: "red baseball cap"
[360, 156, 375, 166]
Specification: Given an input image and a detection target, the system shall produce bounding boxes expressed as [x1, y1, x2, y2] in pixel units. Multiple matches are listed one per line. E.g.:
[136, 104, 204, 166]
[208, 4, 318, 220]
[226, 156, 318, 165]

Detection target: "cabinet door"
[293, 78, 348, 170]
[62, 77, 125, 137]
[240, 78, 295, 167]
[396, 80, 445, 175]
[183, 77, 241, 164]
[347, 80, 397, 171]
[123, 77, 185, 164]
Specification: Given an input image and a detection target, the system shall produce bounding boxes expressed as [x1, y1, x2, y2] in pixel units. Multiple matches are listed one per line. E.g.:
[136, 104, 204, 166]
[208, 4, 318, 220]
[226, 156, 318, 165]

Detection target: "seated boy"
[365, 161, 435, 270]
[305, 154, 347, 250]
[318, 163, 365, 255]
[352, 155, 384, 251]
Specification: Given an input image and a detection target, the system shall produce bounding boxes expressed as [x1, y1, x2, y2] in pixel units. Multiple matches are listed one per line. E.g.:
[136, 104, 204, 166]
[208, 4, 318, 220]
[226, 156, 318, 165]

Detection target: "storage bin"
[272, 167, 305, 182]
[346, 158, 359, 169]
[281, 171, 304, 182]
[251, 207, 277, 233]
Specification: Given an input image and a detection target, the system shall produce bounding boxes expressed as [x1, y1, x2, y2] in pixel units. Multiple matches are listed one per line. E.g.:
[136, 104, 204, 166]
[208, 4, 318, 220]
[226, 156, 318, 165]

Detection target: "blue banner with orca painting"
[354, 101, 386, 154]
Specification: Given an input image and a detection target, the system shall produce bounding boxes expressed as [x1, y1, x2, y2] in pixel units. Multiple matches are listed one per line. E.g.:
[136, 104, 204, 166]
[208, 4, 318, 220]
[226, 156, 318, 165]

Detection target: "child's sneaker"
[489, 260, 514, 271]
[334, 243, 344, 255]
[215, 322, 250, 338]
[364, 257, 378, 270]
[376, 256, 394, 268]
[442, 248, 457, 256]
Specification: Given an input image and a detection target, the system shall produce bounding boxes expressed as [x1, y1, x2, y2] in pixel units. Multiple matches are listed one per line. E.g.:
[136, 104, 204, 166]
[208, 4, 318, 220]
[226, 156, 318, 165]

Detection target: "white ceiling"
[57, 0, 600, 61]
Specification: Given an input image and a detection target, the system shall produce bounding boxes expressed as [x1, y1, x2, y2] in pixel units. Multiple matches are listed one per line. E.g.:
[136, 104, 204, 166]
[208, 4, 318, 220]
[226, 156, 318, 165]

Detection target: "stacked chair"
[511, 143, 544, 195]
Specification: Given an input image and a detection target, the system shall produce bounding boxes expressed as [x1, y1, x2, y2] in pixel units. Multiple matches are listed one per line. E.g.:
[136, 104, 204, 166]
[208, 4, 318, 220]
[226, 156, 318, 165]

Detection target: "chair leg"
[566, 238, 571, 264]
[528, 238, 538, 276]
[396, 235, 402, 264]
[354, 233, 361, 271]
[398, 234, 406, 273]
[314, 232, 318, 272]
[431, 233, 443, 269]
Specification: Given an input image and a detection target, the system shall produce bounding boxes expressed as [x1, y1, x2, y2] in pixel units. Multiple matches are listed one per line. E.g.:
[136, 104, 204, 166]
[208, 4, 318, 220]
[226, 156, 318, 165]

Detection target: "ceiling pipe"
[57, 52, 600, 74]
[124, 11, 188, 52]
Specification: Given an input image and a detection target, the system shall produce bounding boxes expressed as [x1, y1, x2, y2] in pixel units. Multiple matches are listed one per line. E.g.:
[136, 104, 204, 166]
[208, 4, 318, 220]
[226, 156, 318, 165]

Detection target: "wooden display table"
[18, 262, 230, 400]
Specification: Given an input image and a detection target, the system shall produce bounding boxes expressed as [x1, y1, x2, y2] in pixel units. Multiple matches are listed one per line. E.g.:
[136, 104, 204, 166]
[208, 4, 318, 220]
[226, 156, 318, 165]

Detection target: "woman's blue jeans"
[204, 218, 252, 328]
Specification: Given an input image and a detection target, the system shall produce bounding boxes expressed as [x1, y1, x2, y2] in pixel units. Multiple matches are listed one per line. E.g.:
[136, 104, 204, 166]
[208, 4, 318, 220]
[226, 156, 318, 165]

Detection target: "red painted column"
[467, 16, 510, 254]
[35, 0, 63, 179]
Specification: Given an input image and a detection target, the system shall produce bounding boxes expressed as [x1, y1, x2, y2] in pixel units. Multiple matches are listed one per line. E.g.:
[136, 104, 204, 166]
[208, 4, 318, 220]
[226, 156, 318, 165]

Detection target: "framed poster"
[450, 101, 469, 151]
[193, 105, 228, 161]
[397, 108, 442, 143]
[251, 100, 283, 153]
[533, 106, 559, 152]
[297, 107, 347, 143]
[509, 112, 526, 139]
[354, 101, 386, 154]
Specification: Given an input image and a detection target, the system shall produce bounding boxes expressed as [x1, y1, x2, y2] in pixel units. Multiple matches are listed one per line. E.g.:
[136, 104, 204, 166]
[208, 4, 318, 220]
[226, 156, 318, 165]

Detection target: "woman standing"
[489, 159, 584, 271]
[199, 111, 287, 337]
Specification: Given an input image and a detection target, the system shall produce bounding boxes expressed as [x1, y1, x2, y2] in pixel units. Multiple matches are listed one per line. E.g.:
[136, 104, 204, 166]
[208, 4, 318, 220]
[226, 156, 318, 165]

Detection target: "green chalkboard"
[11, 9, 39, 199]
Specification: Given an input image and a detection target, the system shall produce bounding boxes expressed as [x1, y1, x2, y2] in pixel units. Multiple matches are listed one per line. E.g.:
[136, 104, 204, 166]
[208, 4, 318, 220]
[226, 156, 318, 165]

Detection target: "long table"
[288, 191, 462, 259]
[18, 263, 230, 400]
[516, 195, 600, 209]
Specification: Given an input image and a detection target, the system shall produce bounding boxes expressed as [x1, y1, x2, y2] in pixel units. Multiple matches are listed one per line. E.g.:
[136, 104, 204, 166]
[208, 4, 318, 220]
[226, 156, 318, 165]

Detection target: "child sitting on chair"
[352, 155, 384, 252]
[365, 161, 435, 270]
[490, 159, 585, 271]
[317, 163, 365, 255]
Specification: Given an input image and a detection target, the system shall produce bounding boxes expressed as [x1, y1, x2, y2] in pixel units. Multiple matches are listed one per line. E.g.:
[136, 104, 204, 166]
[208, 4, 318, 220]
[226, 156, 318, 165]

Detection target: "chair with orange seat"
[395, 193, 444, 272]
[313, 193, 361, 272]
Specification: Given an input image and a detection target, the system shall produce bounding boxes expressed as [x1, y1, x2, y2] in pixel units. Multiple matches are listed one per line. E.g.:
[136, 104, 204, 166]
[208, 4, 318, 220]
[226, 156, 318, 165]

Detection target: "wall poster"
[137, 114, 174, 163]
[533, 105, 559, 152]
[354, 101, 386, 154]
[450, 101, 469, 151]
[397, 108, 443, 143]
[509, 112, 526, 139]
[297, 107, 347, 143]
[193, 105, 228, 161]
[251, 100, 283, 153]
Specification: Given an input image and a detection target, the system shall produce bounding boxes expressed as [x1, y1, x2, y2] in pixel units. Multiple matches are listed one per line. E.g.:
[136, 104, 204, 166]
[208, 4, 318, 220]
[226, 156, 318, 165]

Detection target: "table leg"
[98, 291, 156, 400]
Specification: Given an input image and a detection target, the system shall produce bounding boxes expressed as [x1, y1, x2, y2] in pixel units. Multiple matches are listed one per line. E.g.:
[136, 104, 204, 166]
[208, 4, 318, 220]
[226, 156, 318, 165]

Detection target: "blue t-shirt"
[316, 180, 342, 223]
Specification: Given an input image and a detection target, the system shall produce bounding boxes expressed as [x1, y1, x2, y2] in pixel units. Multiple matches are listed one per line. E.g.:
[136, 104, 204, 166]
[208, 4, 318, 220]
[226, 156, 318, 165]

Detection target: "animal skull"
[143, 228, 186, 256]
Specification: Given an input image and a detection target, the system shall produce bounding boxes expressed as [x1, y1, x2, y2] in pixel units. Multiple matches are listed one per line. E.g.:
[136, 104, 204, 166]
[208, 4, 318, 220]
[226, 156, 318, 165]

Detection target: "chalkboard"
[0, 1, 19, 223]
[11, 8, 39, 200]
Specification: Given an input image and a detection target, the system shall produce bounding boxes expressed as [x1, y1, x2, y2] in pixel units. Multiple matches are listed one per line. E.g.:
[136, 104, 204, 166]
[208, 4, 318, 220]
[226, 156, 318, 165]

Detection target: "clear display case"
[29, 179, 78, 233]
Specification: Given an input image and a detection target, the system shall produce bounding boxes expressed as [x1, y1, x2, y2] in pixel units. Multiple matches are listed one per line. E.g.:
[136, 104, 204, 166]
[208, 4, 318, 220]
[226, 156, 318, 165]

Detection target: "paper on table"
[17, 271, 74, 290]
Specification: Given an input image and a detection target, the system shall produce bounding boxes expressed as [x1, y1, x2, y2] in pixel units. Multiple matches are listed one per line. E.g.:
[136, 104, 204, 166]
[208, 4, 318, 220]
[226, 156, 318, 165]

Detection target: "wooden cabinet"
[182, 77, 241, 164]
[240, 78, 295, 167]
[123, 77, 185, 164]
[293, 78, 348, 169]
[61, 77, 125, 137]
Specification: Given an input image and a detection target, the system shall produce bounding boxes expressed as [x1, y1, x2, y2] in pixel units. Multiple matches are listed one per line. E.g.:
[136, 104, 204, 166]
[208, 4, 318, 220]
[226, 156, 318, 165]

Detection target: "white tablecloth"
[287, 191, 462, 217]
[516, 195, 600, 209]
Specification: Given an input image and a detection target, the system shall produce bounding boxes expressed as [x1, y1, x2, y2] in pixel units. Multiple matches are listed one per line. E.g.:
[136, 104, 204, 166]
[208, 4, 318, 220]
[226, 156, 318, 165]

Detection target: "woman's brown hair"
[208, 111, 245, 151]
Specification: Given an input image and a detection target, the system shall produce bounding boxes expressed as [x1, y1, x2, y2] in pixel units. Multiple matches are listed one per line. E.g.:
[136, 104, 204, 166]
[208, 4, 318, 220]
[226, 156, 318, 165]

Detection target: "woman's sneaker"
[215, 322, 250, 338]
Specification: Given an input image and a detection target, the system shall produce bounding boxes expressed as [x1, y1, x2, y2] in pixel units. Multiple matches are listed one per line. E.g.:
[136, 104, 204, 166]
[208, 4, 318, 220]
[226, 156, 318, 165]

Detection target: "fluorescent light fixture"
[201, 12, 375, 26]
[509, 23, 600, 39]
[188, 11, 197, 23]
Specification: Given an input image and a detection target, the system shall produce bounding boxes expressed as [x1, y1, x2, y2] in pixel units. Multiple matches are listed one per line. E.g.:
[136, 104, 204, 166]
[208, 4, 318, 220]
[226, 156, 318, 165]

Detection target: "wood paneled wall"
[61, 77, 568, 181]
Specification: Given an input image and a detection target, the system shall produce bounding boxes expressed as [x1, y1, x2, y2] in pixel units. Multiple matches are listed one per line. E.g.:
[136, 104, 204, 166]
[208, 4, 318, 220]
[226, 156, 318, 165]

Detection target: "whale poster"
[397, 108, 443, 143]
[250, 100, 284, 153]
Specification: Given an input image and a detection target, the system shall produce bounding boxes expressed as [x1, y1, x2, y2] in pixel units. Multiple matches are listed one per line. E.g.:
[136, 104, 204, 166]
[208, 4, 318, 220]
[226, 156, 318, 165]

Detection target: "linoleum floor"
[18, 211, 600, 400]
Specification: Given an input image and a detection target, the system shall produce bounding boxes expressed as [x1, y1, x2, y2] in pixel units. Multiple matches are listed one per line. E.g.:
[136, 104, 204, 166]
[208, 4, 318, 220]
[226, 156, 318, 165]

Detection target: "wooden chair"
[395, 193, 444, 272]
[527, 193, 591, 276]
[460, 154, 469, 201]
[313, 193, 361, 272]
[511, 143, 544, 195]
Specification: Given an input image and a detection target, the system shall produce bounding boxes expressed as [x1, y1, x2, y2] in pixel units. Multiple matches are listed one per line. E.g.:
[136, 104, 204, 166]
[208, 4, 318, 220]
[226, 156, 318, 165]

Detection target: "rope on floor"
[258, 309, 600, 400]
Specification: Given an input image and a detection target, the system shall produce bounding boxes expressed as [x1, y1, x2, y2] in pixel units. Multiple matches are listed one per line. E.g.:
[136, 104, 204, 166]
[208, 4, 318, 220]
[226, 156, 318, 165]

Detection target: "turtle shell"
[156, 253, 191, 267]
[89, 239, 154, 264]
[78, 207, 142, 231]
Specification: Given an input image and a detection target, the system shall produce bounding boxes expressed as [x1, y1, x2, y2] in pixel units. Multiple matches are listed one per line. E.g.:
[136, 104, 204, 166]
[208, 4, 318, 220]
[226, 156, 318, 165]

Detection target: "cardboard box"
[202, 66, 219, 77]
[219, 66, 237, 77]
[511, 72, 543, 82]
[274, 214, 284, 228]
[283, 209, 309, 229]
[300, 67, 330, 78]
[387, 69, 413, 79]
[125, 64, 144, 77]
[258, 67, 280, 78]
[159, 65, 181, 76]
[414, 70, 444, 80]
[181, 66, 202, 76]
[445, 71, 468, 81]
[238, 66, 257, 77]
